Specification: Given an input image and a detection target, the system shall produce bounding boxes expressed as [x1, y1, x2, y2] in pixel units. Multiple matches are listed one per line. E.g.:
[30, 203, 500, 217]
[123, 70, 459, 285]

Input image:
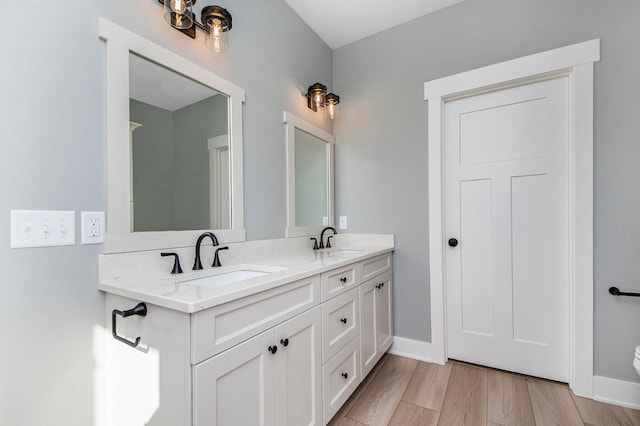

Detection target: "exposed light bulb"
[326, 103, 336, 119]
[205, 17, 229, 52]
[164, 0, 192, 29]
[172, 0, 186, 14]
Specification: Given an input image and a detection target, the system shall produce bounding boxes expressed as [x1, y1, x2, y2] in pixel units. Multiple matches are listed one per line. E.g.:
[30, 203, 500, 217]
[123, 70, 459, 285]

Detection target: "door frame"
[425, 39, 599, 398]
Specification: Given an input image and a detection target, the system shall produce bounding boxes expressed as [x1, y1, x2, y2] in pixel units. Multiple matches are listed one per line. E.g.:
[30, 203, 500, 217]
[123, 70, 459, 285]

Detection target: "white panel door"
[444, 76, 570, 382]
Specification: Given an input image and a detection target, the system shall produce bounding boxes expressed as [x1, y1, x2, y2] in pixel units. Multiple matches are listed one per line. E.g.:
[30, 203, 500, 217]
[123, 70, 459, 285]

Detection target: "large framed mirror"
[284, 111, 334, 237]
[99, 19, 245, 253]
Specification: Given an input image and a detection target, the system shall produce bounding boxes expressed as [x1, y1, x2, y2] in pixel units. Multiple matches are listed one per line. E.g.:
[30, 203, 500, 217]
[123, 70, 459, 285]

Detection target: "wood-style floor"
[328, 354, 640, 426]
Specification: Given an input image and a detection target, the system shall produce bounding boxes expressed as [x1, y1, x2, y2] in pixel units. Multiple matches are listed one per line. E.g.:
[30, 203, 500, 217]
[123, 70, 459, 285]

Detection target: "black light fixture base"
[201, 5, 232, 32]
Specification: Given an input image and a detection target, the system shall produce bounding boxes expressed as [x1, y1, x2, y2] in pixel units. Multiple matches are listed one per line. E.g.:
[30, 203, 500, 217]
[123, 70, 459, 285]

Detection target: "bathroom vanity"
[99, 235, 393, 426]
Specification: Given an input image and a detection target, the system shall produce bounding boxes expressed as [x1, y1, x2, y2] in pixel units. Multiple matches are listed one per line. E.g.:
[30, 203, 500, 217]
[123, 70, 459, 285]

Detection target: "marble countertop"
[98, 235, 394, 313]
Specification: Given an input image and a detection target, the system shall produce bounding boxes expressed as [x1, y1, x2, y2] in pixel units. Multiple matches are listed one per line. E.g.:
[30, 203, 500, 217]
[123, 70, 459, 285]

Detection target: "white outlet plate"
[10, 210, 76, 248]
[81, 211, 105, 244]
[339, 216, 348, 230]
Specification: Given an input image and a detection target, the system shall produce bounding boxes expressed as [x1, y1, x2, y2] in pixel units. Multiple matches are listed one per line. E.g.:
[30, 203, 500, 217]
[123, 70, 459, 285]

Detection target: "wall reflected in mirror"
[294, 127, 328, 227]
[129, 53, 230, 232]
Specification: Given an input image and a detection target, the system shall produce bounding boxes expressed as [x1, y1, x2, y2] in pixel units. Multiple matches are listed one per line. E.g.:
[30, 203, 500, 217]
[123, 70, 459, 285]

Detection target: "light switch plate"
[81, 211, 105, 244]
[10, 210, 76, 248]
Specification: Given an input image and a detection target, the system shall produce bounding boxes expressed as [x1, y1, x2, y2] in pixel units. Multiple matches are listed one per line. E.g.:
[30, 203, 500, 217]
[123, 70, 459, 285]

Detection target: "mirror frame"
[99, 18, 246, 253]
[283, 111, 335, 238]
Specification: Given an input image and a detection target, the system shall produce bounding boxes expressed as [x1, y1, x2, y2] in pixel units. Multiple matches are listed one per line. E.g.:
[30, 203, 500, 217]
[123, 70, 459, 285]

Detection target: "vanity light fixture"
[325, 93, 340, 120]
[159, 1, 232, 52]
[306, 83, 340, 119]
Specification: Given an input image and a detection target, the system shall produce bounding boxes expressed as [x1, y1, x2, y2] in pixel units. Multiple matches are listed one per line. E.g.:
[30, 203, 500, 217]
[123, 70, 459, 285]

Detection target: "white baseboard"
[388, 336, 433, 363]
[593, 375, 640, 409]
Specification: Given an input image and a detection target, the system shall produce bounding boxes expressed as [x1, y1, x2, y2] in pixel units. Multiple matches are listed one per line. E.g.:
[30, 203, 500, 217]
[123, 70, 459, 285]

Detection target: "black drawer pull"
[268, 345, 278, 354]
[340, 277, 347, 284]
[280, 338, 289, 347]
[340, 317, 347, 324]
[341, 372, 348, 379]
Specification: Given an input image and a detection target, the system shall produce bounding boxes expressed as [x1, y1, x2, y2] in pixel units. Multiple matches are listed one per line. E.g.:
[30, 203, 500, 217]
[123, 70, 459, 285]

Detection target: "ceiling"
[129, 53, 221, 111]
[283, 0, 464, 49]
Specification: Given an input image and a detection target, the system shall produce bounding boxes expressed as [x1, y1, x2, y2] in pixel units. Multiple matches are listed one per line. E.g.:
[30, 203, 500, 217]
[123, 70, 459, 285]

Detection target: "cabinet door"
[359, 278, 378, 378]
[359, 270, 394, 379]
[275, 306, 322, 426]
[376, 271, 393, 354]
[193, 329, 277, 426]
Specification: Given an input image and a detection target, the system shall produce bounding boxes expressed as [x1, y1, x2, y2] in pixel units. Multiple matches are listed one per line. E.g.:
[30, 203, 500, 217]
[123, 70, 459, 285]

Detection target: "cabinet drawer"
[322, 288, 359, 363]
[322, 336, 360, 425]
[191, 275, 320, 364]
[361, 253, 392, 282]
[321, 263, 361, 301]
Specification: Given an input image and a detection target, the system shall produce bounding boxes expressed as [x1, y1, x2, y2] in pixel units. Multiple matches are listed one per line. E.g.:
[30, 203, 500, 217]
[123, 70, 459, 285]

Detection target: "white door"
[444, 76, 570, 382]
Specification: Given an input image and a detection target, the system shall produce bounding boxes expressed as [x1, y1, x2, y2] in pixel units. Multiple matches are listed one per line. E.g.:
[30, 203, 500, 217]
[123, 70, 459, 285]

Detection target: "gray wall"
[333, 0, 640, 382]
[0, 0, 331, 424]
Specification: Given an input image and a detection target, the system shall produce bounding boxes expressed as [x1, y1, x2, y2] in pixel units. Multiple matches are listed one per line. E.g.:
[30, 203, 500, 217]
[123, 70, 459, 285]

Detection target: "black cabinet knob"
[268, 345, 277, 354]
[376, 282, 385, 289]
[340, 317, 347, 324]
[340, 277, 347, 283]
[280, 338, 289, 347]
[341, 372, 348, 379]
[448, 238, 459, 247]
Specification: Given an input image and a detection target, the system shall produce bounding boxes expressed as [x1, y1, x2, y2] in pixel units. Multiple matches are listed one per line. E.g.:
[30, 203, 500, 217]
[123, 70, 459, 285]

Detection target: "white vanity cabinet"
[104, 249, 393, 426]
[193, 306, 322, 426]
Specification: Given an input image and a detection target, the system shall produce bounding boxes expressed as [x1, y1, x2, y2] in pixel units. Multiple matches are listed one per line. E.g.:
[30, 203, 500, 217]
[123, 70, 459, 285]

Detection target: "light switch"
[10, 210, 76, 248]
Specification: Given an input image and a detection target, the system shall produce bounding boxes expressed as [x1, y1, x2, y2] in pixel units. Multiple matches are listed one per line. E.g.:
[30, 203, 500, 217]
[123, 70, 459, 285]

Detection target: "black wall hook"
[112, 302, 147, 347]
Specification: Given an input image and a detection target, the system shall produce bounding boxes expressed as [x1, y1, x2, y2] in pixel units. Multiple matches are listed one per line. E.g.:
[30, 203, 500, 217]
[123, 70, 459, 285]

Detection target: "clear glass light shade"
[164, 0, 194, 30]
[313, 93, 325, 110]
[325, 93, 339, 119]
[325, 101, 338, 119]
[205, 18, 229, 52]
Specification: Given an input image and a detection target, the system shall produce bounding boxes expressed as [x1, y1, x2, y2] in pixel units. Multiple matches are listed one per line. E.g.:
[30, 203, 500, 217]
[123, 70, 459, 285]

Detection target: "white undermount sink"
[322, 248, 362, 255]
[178, 265, 286, 288]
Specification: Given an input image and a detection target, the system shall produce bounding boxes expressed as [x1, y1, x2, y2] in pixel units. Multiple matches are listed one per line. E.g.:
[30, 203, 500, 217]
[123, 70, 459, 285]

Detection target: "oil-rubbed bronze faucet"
[192, 232, 219, 270]
[319, 226, 337, 249]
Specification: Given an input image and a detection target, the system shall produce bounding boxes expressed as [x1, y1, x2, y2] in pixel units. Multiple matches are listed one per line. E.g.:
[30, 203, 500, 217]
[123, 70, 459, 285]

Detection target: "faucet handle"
[161, 252, 183, 274]
[309, 237, 319, 250]
[326, 235, 333, 248]
[213, 246, 229, 267]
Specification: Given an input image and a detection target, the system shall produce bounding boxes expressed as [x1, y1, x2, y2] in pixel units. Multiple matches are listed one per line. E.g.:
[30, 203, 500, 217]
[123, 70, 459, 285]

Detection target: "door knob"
[448, 238, 459, 247]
